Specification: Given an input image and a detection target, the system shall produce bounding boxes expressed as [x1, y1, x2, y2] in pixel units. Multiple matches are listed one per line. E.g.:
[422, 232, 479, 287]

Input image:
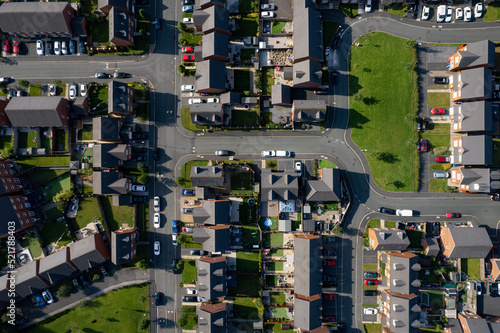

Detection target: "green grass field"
[349, 33, 418, 192]
[20, 234, 43, 258]
[28, 284, 149, 333]
[69, 197, 102, 231]
[272, 21, 287, 34]
[236, 251, 260, 273]
[40, 221, 72, 247]
[364, 324, 383, 333]
[101, 197, 135, 231]
[42, 173, 71, 201]
[421, 123, 450, 149]
[364, 219, 380, 236]
[78, 124, 93, 141]
[319, 159, 336, 169]
[233, 69, 251, 93]
[232, 297, 264, 320]
[263, 233, 283, 247]
[181, 259, 197, 284]
[429, 179, 448, 193]
[18, 131, 38, 149]
[262, 67, 274, 95]
[462, 258, 481, 280]
[484, 2, 500, 21]
[427, 92, 450, 108]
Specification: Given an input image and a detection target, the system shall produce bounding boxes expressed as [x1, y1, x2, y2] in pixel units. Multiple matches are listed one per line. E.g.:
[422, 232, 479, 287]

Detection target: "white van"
[276, 151, 291, 157]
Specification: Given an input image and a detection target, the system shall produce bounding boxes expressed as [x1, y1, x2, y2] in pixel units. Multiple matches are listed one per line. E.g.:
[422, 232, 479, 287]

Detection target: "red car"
[491, 245, 499, 258]
[13, 41, 20, 55]
[323, 294, 336, 300]
[435, 156, 450, 163]
[322, 316, 336, 322]
[418, 138, 428, 152]
[364, 279, 378, 286]
[182, 55, 194, 61]
[181, 46, 194, 53]
[446, 212, 461, 218]
[431, 108, 445, 115]
[3, 40, 11, 53]
[323, 260, 336, 266]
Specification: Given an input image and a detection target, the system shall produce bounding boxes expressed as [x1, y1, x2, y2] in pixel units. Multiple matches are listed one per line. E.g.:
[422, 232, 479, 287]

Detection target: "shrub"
[18, 80, 30, 88]
[177, 22, 187, 32]
[139, 318, 150, 331]
[57, 284, 72, 298]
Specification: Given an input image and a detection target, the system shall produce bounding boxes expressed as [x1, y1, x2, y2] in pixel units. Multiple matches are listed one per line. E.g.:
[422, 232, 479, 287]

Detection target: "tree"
[53, 189, 74, 210]
[177, 21, 187, 32]
[18, 80, 30, 89]
[139, 318, 150, 331]
[135, 259, 148, 271]
[57, 284, 72, 298]
[0, 145, 13, 159]
[177, 234, 188, 244]
[331, 225, 343, 236]
[175, 177, 188, 186]
[178, 64, 186, 76]
[138, 173, 149, 184]
[137, 162, 147, 173]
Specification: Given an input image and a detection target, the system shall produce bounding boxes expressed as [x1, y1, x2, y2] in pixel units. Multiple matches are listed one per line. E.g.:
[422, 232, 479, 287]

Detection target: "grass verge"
[427, 92, 450, 107]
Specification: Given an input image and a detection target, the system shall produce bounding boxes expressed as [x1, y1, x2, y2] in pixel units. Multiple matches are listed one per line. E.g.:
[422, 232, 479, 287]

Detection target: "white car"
[132, 184, 146, 192]
[261, 150, 276, 157]
[364, 0, 372, 13]
[186, 288, 198, 295]
[80, 83, 87, 97]
[364, 308, 378, 315]
[69, 84, 77, 100]
[261, 3, 275, 10]
[464, 7, 472, 21]
[61, 41, 68, 55]
[207, 98, 219, 103]
[474, 2, 484, 18]
[54, 41, 61, 55]
[154, 241, 160, 255]
[455, 7, 463, 20]
[49, 84, 56, 96]
[183, 17, 194, 24]
[261, 11, 275, 18]
[36, 40, 44, 55]
[154, 196, 160, 212]
[188, 98, 202, 105]
[437, 5, 447, 22]
[445, 7, 453, 22]
[295, 162, 302, 175]
[154, 213, 160, 228]
[421, 6, 430, 20]
[42, 290, 54, 304]
[181, 85, 195, 92]
[172, 234, 178, 246]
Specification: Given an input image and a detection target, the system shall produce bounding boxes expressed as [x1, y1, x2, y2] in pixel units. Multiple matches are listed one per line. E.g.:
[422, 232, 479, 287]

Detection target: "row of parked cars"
[35, 40, 86, 56]
[432, 3, 483, 23]
[3, 40, 21, 54]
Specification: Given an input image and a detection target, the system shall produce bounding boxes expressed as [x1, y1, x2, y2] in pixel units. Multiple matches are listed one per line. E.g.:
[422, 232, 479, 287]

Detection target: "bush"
[177, 21, 187, 32]
[139, 318, 150, 331]
[57, 284, 72, 298]
[178, 64, 186, 76]
[135, 259, 148, 271]
[18, 80, 30, 88]
[138, 173, 149, 184]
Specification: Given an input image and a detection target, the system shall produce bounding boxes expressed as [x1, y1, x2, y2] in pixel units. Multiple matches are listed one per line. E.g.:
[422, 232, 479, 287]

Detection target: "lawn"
[266, 274, 277, 286]
[421, 123, 450, 149]
[101, 197, 135, 231]
[231, 172, 254, 195]
[179, 160, 209, 188]
[364, 219, 380, 237]
[232, 297, 264, 320]
[385, 221, 396, 228]
[28, 169, 67, 186]
[78, 124, 93, 141]
[0, 135, 12, 150]
[18, 131, 38, 149]
[20, 234, 43, 258]
[232, 109, 259, 127]
[484, 2, 500, 21]
[239, 202, 257, 223]
[363, 264, 378, 271]
[233, 69, 251, 93]
[349, 32, 418, 192]
[69, 197, 102, 231]
[237, 251, 260, 273]
[267, 249, 284, 257]
[429, 179, 448, 193]
[91, 20, 109, 44]
[45, 206, 63, 221]
[386, 4, 406, 16]
[423, 290, 444, 307]
[241, 225, 260, 244]
[364, 324, 383, 333]
[233, 18, 258, 38]
[269, 291, 286, 304]
[240, 48, 256, 62]
[177, 306, 198, 330]
[28, 284, 149, 333]
[265, 324, 294, 333]
[180, 259, 197, 284]
[427, 92, 450, 108]
[181, 30, 202, 46]
[462, 258, 481, 280]
[339, 4, 358, 17]
[319, 159, 336, 169]
[42, 173, 71, 201]
[323, 21, 340, 47]
[228, 274, 262, 297]
[181, 107, 206, 132]
[17, 155, 70, 170]
[263, 233, 283, 247]
[272, 21, 287, 34]
[180, 235, 203, 248]
[30, 84, 41, 96]
[262, 67, 274, 95]
[40, 221, 72, 247]
[407, 230, 423, 248]
[267, 261, 284, 272]
[259, 216, 278, 231]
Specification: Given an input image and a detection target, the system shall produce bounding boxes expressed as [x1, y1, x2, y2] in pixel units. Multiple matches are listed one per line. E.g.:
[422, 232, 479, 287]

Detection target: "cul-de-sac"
[0, 0, 500, 332]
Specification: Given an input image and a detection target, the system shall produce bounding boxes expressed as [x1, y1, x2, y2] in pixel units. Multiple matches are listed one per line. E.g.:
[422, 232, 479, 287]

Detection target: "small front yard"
[484, 2, 500, 21]
[230, 172, 254, 195]
[20, 233, 43, 259]
[267, 261, 284, 272]
[233, 69, 251, 93]
[407, 230, 423, 248]
[89, 84, 109, 115]
[180, 259, 197, 284]
[272, 21, 287, 34]
[40, 221, 72, 247]
[91, 20, 109, 44]
[177, 306, 198, 330]
[178, 160, 209, 188]
[427, 92, 450, 108]
[462, 258, 481, 280]
[340, 4, 358, 17]
[69, 197, 102, 231]
[181, 30, 203, 46]
[232, 297, 264, 320]
[421, 123, 450, 150]
[236, 251, 260, 273]
[364, 219, 380, 237]
[363, 324, 383, 333]
[101, 197, 135, 231]
[181, 107, 206, 132]
[30, 84, 41, 96]
[265, 324, 294, 333]
[231, 109, 259, 127]
[179, 235, 203, 248]
[42, 173, 71, 201]
[78, 124, 93, 141]
[429, 179, 448, 193]
[233, 17, 258, 38]
[263, 233, 283, 247]
[319, 159, 336, 169]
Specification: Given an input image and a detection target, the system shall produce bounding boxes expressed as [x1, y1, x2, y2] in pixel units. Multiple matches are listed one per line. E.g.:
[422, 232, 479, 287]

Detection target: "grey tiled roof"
[293, 295, 322, 332]
[196, 256, 226, 300]
[456, 101, 493, 132]
[15, 261, 48, 298]
[38, 248, 78, 285]
[294, 235, 322, 297]
[192, 200, 231, 225]
[92, 171, 129, 195]
[195, 60, 226, 92]
[197, 302, 227, 333]
[108, 80, 132, 115]
[292, 0, 322, 62]
[189, 103, 224, 125]
[111, 229, 137, 265]
[457, 135, 493, 166]
[271, 84, 292, 105]
[193, 6, 228, 33]
[93, 144, 129, 169]
[202, 32, 229, 60]
[386, 252, 420, 295]
[261, 170, 299, 201]
[306, 168, 341, 201]
[190, 166, 224, 187]
[455, 40, 495, 69]
[454, 67, 492, 100]
[109, 7, 132, 45]
[69, 233, 109, 271]
[371, 228, 410, 251]
[383, 291, 420, 333]
[5, 97, 69, 127]
[293, 60, 322, 88]
[460, 168, 499, 193]
[93, 117, 121, 141]
[444, 225, 492, 258]
[193, 226, 230, 253]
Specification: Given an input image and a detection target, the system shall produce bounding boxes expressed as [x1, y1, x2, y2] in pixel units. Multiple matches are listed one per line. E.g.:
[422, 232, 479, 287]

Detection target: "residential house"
[458, 312, 491, 332]
[293, 294, 322, 332]
[294, 234, 322, 297]
[108, 81, 134, 117]
[440, 224, 492, 259]
[0, 99, 11, 127]
[422, 237, 440, 257]
[193, 226, 230, 253]
[0, 159, 25, 195]
[93, 117, 124, 142]
[271, 84, 292, 106]
[197, 302, 227, 333]
[450, 135, 492, 166]
[190, 166, 224, 188]
[200, 32, 229, 62]
[192, 199, 231, 225]
[368, 228, 410, 251]
[450, 168, 500, 193]
[450, 67, 493, 102]
[293, 60, 322, 89]
[195, 0, 225, 10]
[69, 233, 110, 271]
[490, 259, 500, 280]
[450, 101, 494, 133]
[98, 0, 135, 15]
[196, 256, 227, 300]
[0, 2, 83, 38]
[73, 97, 89, 117]
[444, 318, 464, 333]
[448, 40, 495, 72]
[93, 144, 131, 169]
[305, 168, 341, 202]
[380, 252, 421, 295]
[14, 260, 49, 298]
[190, 103, 224, 126]
[195, 60, 227, 93]
[380, 291, 420, 333]
[0, 274, 9, 309]
[92, 171, 132, 196]
[4, 97, 71, 128]
[292, 0, 322, 64]
[111, 228, 139, 265]
[193, 6, 229, 35]
[109, 7, 135, 47]
[220, 92, 240, 105]
[261, 170, 299, 201]
[292, 100, 326, 123]
[38, 247, 78, 285]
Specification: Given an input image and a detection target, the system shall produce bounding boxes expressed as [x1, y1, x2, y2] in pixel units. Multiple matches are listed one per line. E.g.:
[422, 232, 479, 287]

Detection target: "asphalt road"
[3, 5, 500, 333]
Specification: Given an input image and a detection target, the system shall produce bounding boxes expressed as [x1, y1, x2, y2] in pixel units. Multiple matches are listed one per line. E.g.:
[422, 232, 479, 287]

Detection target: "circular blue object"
[264, 218, 273, 227]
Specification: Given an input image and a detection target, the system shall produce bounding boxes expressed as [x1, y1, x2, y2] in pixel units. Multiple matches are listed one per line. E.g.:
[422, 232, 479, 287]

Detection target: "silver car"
[434, 172, 450, 179]
[215, 150, 230, 156]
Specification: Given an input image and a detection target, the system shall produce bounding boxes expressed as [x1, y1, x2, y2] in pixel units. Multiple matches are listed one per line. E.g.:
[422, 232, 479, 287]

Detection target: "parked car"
[154, 17, 161, 30]
[80, 83, 87, 97]
[418, 138, 428, 152]
[183, 0, 194, 4]
[364, 308, 378, 315]
[132, 184, 146, 192]
[417, 118, 422, 132]
[364, 280, 378, 286]
[183, 17, 194, 24]
[491, 194, 500, 201]
[323, 293, 336, 300]
[154, 241, 160, 255]
[182, 55, 194, 62]
[172, 234, 178, 246]
[323, 236, 336, 243]
[172, 259, 179, 274]
[477, 282, 482, 295]
[364, 290, 378, 296]
[295, 162, 302, 175]
[330, 71, 338, 85]
[490, 283, 499, 297]
[455, 7, 463, 20]
[181, 208, 193, 214]
[464, 7, 472, 21]
[42, 290, 54, 304]
[446, 212, 461, 218]
[190, 250, 201, 255]
[323, 275, 336, 282]
[474, 2, 484, 18]
[434, 171, 450, 179]
[364, 272, 378, 279]
[3, 40, 11, 53]
[323, 250, 336, 256]
[431, 108, 445, 115]
[421, 6, 430, 20]
[69, 84, 77, 100]
[79, 41, 86, 54]
[181, 189, 194, 196]
[95, 72, 109, 79]
[261, 3, 275, 10]
[437, 5, 447, 22]
[36, 40, 44, 55]
[314, 89, 328, 95]
[183, 226, 194, 233]
[445, 7, 453, 22]
[181, 85, 195, 92]
[69, 40, 76, 54]
[378, 207, 396, 215]
[182, 5, 194, 12]
[49, 84, 56, 96]
[181, 46, 194, 53]
[155, 292, 163, 305]
[172, 220, 178, 233]
[323, 260, 336, 266]
[261, 11, 275, 18]
[186, 288, 198, 295]
[45, 41, 53, 54]
[34, 295, 46, 307]
[207, 97, 220, 103]
[433, 77, 449, 84]
[154, 213, 160, 228]
[114, 72, 127, 78]
[182, 296, 197, 302]
[364, 0, 372, 12]
[12, 41, 20, 54]
[323, 316, 336, 322]
[188, 98, 202, 105]
[154, 196, 160, 212]
[261, 150, 276, 157]
[435, 156, 450, 163]
[78, 274, 89, 288]
[61, 41, 68, 55]
[423, 117, 429, 130]
[215, 150, 230, 156]
[73, 278, 82, 290]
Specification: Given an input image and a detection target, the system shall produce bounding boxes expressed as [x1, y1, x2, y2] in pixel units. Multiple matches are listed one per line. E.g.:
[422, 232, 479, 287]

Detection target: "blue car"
[172, 220, 178, 233]
[181, 189, 194, 196]
[69, 40, 76, 54]
[34, 295, 46, 306]
[154, 17, 161, 30]
[79, 41, 86, 54]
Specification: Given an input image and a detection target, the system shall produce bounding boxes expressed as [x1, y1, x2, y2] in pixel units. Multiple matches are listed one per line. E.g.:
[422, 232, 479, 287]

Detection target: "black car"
[364, 290, 378, 296]
[323, 275, 336, 282]
[79, 41, 86, 54]
[72, 278, 82, 290]
[132, 132, 148, 140]
[323, 250, 336, 257]
[182, 296, 197, 302]
[152, 148, 159, 161]
[182, 0, 194, 4]
[134, 147, 147, 154]
[95, 72, 109, 79]
[131, 195, 147, 203]
[490, 283, 499, 297]
[378, 207, 396, 215]
[78, 275, 89, 288]
[190, 250, 201, 255]
[172, 259, 179, 274]
[332, 35, 341, 48]
[364, 272, 378, 279]
[330, 71, 338, 85]
[433, 77, 449, 84]
[155, 292, 163, 306]
[133, 155, 146, 162]
[114, 72, 128, 78]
